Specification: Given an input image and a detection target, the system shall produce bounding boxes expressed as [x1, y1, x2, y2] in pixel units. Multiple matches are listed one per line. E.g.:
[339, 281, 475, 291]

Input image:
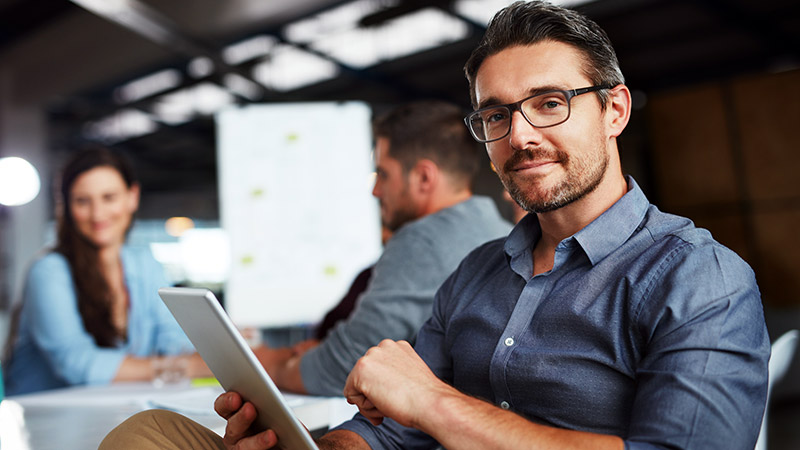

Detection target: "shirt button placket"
[499, 338, 514, 412]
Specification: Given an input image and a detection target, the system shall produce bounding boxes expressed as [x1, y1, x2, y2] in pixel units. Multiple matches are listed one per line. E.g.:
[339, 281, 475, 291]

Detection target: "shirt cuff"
[85, 349, 126, 385]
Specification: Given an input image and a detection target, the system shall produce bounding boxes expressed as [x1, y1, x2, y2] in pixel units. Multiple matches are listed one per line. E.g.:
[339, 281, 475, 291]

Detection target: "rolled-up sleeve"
[332, 264, 460, 448]
[625, 243, 770, 450]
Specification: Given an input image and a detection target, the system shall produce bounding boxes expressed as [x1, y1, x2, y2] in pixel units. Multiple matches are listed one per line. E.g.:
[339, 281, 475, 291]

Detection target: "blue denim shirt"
[338, 177, 770, 450]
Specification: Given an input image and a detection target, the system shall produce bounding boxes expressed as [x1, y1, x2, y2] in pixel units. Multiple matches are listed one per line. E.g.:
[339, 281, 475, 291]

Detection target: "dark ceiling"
[1, 0, 798, 219]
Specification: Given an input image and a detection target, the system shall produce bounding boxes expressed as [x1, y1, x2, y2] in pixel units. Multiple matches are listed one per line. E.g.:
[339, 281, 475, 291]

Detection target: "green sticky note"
[191, 377, 220, 387]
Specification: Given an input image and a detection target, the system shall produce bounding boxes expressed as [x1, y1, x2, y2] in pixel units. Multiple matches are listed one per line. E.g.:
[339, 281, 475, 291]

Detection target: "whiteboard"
[216, 102, 382, 327]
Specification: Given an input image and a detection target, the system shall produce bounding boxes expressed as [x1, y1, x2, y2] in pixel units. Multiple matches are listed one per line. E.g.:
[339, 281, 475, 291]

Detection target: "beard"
[498, 143, 609, 214]
[380, 185, 420, 232]
[383, 204, 419, 232]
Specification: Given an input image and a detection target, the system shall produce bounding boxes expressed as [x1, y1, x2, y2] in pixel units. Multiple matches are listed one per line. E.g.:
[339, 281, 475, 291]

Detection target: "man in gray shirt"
[252, 100, 512, 396]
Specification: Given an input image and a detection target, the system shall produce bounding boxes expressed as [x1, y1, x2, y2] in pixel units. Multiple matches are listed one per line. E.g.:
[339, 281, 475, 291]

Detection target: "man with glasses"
[323, 2, 768, 449]
[102, 2, 769, 449]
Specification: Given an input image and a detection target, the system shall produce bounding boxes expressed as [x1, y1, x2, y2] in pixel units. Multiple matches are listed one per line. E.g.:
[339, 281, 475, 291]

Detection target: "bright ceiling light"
[310, 7, 469, 68]
[114, 68, 182, 103]
[284, 0, 398, 44]
[83, 108, 157, 143]
[187, 57, 215, 78]
[151, 82, 236, 125]
[455, 0, 594, 24]
[252, 45, 340, 91]
[222, 35, 278, 65]
[223, 73, 262, 101]
[165, 216, 195, 237]
[0, 157, 41, 207]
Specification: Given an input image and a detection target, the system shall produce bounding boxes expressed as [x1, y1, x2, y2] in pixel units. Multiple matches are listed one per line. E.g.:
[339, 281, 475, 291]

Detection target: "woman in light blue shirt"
[3, 148, 208, 395]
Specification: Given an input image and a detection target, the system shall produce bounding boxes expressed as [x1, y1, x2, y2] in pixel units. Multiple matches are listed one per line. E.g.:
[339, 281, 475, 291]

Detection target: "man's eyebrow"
[476, 96, 502, 110]
[475, 85, 568, 110]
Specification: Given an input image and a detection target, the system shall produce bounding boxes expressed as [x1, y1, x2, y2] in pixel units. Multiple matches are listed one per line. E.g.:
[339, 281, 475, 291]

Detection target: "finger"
[345, 392, 366, 406]
[361, 399, 376, 411]
[359, 408, 385, 426]
[234, 429, 279, 450]
[222, 402, 258, 446]
[215, 391, 243, 419]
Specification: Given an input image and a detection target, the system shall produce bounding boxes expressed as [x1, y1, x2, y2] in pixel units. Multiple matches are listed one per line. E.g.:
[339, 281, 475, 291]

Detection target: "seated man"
[248, 99, 512, 396]
[100, 2, 769, 449]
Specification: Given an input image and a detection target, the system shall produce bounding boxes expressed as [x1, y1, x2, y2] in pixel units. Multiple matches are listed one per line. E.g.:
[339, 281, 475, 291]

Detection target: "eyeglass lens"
[469, 90, 572, 142]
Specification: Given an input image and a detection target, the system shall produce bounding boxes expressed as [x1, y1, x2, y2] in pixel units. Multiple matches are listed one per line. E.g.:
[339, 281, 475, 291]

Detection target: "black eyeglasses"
[464, 85, 612, 143]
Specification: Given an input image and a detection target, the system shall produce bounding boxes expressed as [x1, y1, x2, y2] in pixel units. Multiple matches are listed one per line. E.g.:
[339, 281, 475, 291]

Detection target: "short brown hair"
[373, 100, 483, 190]
[464, 1, 624, 108]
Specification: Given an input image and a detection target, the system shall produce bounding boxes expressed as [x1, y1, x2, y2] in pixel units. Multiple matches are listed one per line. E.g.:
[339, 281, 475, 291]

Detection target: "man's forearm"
[317, 430, 370, 450]
[272, 353, 307, 394]
[253, 346, 307, 394]
[421, 388, 624, 450]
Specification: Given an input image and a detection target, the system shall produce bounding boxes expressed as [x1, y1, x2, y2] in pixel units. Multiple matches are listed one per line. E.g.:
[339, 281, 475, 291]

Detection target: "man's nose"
[371, 180, 380, 198]
[508, 110, 544, 150]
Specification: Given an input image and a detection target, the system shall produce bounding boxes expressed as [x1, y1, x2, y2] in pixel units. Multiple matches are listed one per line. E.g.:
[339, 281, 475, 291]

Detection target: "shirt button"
[504, 337, 514, 347]
[500, 401, 510, 410]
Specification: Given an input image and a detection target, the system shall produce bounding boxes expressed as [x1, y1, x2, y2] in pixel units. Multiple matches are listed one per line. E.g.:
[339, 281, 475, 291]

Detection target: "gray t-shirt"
[300, 196, 512, 395]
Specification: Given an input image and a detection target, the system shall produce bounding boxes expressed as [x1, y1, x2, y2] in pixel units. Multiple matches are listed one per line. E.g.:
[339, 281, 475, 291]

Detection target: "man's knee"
[100, 409, 222, 450]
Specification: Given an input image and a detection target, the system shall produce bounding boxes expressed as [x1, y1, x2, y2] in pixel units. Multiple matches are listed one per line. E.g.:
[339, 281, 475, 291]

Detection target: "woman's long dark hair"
[55, 147, 138, 347]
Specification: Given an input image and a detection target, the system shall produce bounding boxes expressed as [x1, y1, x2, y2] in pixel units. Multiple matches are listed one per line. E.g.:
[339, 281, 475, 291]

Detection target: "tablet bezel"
[158, 287, 319, 450]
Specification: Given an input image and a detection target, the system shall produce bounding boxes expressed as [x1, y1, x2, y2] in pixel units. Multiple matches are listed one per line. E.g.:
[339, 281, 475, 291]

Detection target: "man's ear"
[410, 159, 439, 195]
[606, 85, 631, 138]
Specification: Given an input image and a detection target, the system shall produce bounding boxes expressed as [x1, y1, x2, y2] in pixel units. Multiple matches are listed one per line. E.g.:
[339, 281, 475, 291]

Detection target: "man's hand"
[251, 345, 292, 374]
[214, 391, 278, 450]
[343, 339, 456, 428]
[251, 344, 307, 394]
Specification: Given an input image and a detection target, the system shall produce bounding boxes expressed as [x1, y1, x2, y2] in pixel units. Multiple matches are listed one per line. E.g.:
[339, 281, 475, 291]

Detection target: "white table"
[0, 381, 358, 450]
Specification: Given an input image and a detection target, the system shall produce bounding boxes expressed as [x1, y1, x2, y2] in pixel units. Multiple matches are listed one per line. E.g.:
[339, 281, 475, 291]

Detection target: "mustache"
[503, 147, 568, 173]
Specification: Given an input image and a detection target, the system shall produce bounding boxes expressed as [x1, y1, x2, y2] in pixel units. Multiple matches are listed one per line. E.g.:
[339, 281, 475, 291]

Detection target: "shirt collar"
[504, 176, 649, 266]
[574, 176, 649, 265]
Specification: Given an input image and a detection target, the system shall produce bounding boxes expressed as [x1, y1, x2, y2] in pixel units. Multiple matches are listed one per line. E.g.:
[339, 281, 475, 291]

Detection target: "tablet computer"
[158, 287, 319, 450]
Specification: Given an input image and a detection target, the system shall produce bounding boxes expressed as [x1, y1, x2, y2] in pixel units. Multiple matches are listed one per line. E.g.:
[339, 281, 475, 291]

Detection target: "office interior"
[0, 0, 798, 448]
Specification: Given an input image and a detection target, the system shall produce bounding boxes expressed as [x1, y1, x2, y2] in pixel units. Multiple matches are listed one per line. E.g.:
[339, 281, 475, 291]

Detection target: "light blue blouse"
[4, 246, 193, 396]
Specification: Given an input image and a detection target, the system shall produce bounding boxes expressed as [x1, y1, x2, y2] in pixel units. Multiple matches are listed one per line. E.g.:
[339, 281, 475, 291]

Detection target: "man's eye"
[540, 96, 567, 109]
[544, 101, 561, 109]
[484, 110, 508, 123]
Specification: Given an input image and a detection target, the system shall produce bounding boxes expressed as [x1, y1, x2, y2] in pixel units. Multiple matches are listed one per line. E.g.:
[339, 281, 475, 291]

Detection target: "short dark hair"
[372, 100, 483, 190]
[464, 1, 624, 108]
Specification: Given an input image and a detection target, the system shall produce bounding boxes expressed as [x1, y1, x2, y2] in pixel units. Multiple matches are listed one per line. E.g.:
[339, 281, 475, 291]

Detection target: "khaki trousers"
[99, 409, 226, 450]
